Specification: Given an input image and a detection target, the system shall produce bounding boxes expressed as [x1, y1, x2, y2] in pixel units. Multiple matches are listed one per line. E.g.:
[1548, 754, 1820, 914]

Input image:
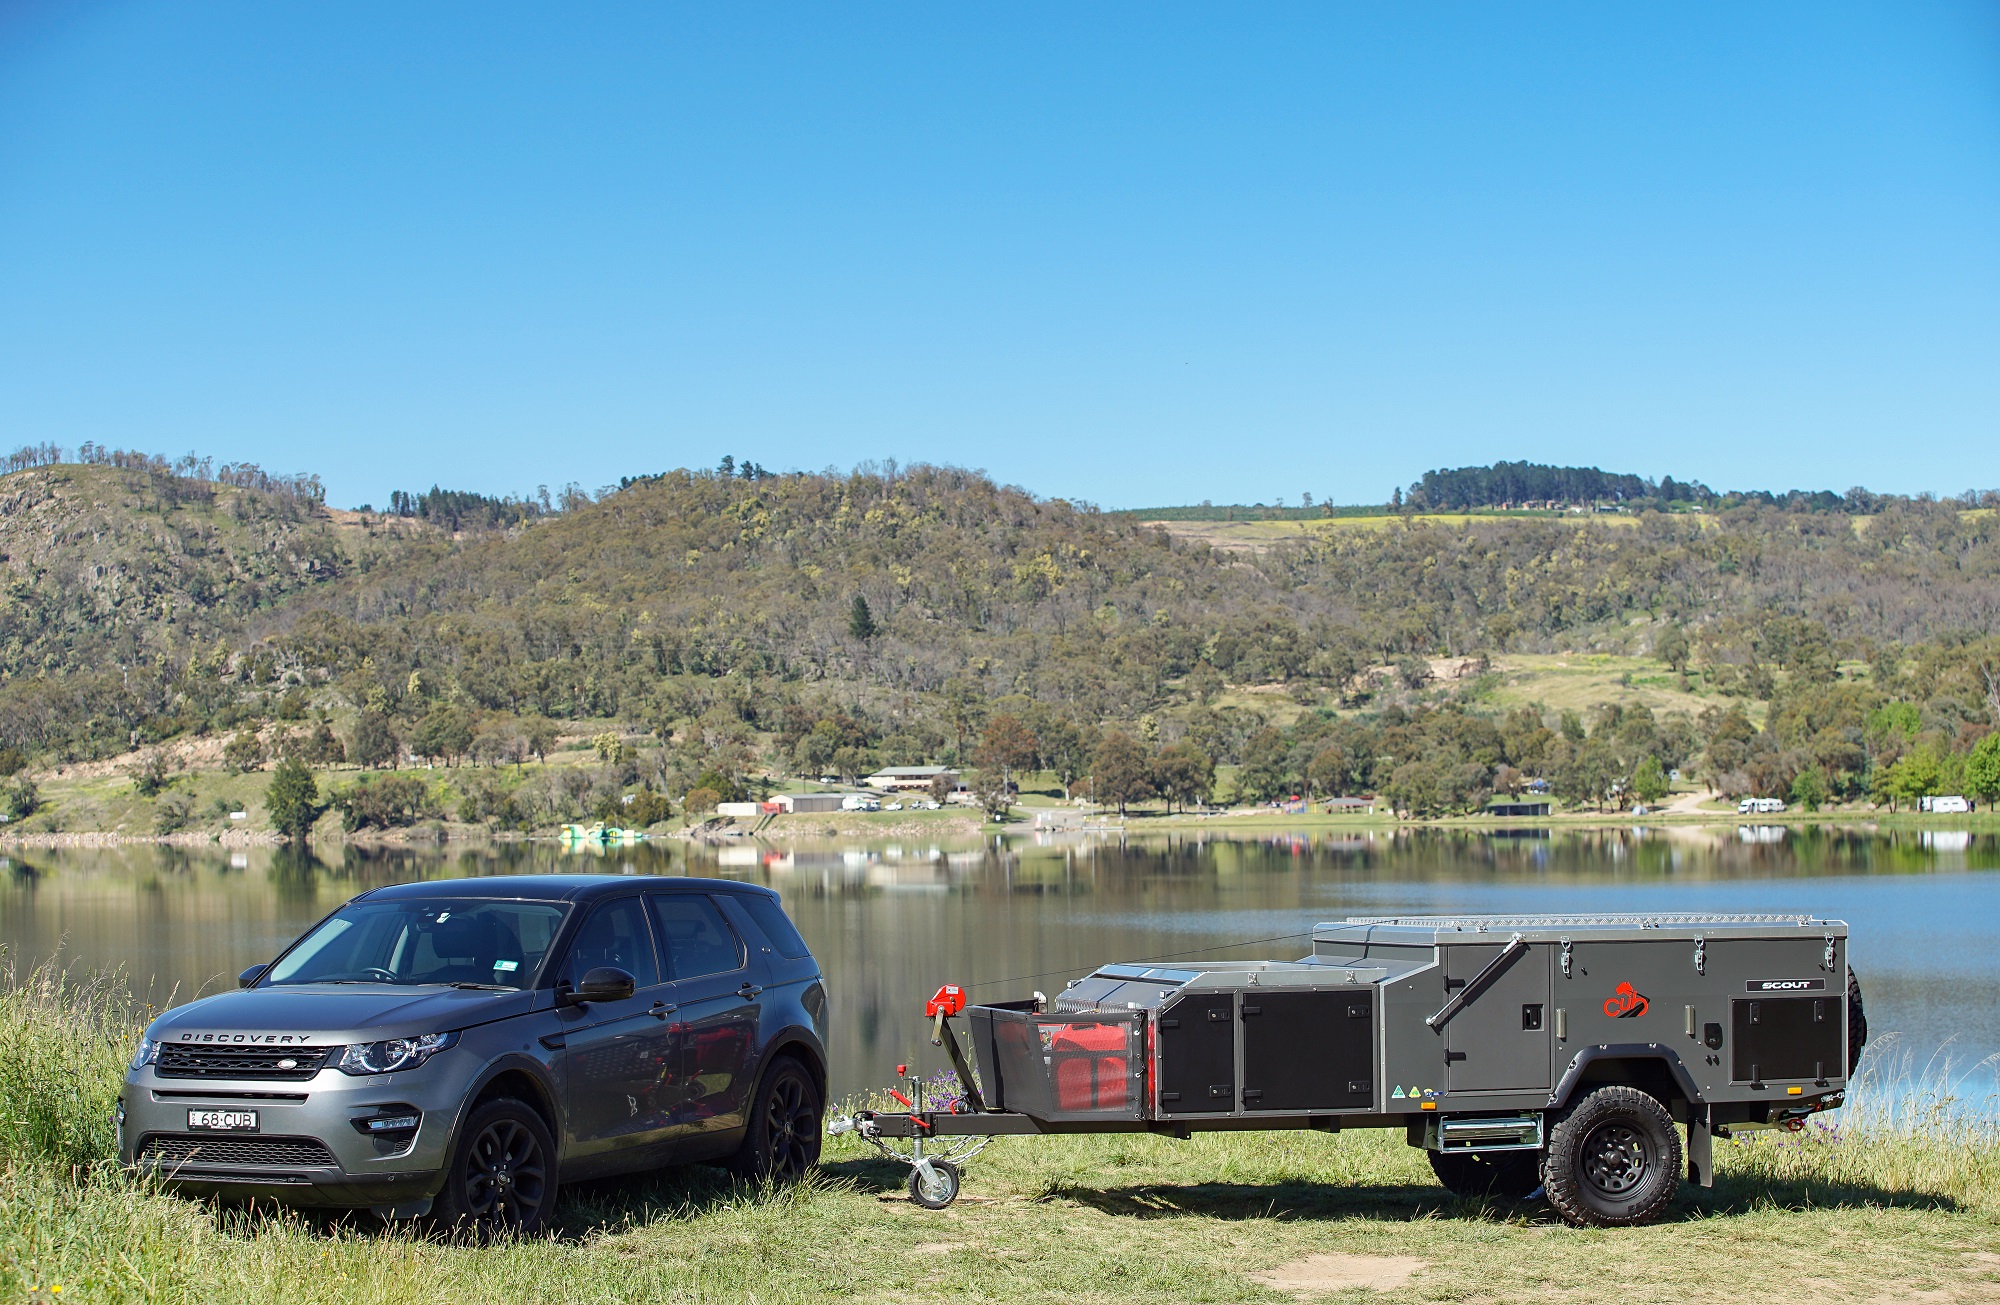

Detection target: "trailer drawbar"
[830, 913, 1866, 1227]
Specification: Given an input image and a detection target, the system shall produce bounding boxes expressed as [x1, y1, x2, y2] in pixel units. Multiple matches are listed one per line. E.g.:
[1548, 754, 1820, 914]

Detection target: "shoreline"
[4, 806, 1991, 850]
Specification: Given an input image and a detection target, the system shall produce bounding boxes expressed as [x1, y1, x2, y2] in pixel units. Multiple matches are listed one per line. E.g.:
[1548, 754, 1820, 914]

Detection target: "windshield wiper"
[444, 982, 517, 991]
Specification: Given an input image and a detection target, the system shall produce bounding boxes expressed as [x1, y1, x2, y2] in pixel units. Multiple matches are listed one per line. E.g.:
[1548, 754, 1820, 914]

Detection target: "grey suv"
[118, 875, 829, 1234]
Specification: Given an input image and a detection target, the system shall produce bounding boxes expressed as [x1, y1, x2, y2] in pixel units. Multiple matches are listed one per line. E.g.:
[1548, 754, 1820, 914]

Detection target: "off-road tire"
[1543, 1086, 1681, 1228]
[907, 1158, 961, 1209]
[427, 1097, 557, 1239]
[1428, 1148, 1543, 1201]
[1847, 967, 1867, 1075]
[726, 1056, 822, 1183]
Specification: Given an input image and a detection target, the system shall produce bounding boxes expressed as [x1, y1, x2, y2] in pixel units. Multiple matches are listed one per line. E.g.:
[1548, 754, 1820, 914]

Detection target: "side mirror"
[561, 966, 635, 1006]
[239, 964, 268, 989]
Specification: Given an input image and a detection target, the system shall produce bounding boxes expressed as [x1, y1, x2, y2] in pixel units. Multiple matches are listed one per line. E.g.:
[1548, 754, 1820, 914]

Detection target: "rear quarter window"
[738, 894, 813, 960]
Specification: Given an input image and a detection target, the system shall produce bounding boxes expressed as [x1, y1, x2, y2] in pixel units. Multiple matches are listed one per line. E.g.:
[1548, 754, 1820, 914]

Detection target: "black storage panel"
[1158, 994, 1236, 1113]
[1241, 991, 1374, 1111]
[1732, 995, 1843, 1083]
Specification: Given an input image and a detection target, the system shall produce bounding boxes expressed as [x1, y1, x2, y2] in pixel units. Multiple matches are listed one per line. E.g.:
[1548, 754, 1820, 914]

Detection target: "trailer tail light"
[1144, 1016, 1156, 1115]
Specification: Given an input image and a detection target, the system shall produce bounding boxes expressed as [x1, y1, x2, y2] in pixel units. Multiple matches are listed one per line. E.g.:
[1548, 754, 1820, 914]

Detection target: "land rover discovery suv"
[119, 875, 829, 1234]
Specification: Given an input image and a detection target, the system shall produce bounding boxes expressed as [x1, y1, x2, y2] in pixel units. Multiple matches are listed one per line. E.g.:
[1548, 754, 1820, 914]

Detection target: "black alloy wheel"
[728, 1057, 823, 1182]
[429, 1098, 556, 1238]
[1428, 1148, 1543, 1201]
[1543, 1086, 1681, 1228]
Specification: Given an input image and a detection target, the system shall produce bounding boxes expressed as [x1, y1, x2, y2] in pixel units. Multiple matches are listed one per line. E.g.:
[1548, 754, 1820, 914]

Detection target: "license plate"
[186, 1109, 259, 1132]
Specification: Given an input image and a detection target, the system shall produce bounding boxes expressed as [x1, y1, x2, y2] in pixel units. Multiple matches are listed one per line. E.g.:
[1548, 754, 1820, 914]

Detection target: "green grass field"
[4, 961, 1997, 1304]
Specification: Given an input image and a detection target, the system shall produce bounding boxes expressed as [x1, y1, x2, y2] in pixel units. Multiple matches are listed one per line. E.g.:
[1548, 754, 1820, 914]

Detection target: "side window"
[561, 898, 659, 989]
[737, 893, 812, 961]
[648, 895, 744, 981]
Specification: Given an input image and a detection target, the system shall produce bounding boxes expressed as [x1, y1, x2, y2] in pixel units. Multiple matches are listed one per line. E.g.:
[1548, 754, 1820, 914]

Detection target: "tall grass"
[0, 952, 141, 1172]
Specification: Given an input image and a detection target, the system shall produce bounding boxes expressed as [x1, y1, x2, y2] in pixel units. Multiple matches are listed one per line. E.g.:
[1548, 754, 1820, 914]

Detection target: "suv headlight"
[334, 1032, 457, 1075]
[130, 1036, 159, 1071]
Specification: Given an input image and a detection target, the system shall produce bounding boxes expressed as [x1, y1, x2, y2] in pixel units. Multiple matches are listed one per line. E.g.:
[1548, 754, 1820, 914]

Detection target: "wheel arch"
[461, 1055, 564, 1148]
[1549, 1043, 1702, 1116]
[759, 1026, 829, 1102]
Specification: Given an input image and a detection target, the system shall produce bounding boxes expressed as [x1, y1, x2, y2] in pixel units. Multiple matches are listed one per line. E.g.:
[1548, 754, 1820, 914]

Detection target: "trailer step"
[1431, 1114, 1545, 1153]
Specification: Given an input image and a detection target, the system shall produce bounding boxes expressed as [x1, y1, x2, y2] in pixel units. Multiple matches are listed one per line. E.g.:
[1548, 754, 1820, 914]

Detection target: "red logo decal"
[1603, 982, 1650, 1019]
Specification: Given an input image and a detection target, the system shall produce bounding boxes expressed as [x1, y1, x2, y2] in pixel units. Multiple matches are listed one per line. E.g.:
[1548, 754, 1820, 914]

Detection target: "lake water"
[4, 826, 1996, 1102]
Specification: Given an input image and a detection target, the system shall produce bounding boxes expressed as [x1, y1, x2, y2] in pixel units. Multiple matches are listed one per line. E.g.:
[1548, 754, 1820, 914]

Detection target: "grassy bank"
[4, 964, 1998, 1304]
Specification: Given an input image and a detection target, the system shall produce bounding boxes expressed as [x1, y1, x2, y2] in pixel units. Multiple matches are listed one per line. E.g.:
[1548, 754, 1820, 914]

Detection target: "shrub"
[221, 730, 265, 774]
[153, 792, 193, 835]
[3, 780, 40, 822]
[332, 773, 437, 830]
[264, 756, 324, 839]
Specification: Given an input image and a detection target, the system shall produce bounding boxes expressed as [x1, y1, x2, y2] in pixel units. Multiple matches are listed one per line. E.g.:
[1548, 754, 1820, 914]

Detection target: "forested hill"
[3, 457, 1999, 793]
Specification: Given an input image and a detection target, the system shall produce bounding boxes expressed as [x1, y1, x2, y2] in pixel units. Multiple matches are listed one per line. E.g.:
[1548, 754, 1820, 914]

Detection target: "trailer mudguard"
[1547, 1043, 1704, 1111]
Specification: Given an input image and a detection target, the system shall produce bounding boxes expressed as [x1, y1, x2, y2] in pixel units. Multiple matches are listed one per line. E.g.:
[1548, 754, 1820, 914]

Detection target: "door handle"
[538, 1034, 567, 1050]
[738, 983, 763, 998]
[650, 1002, 678, 1020]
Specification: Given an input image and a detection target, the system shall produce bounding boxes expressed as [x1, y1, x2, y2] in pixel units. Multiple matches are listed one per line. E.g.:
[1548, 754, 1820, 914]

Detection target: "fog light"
[351, 1106, 422, 1135]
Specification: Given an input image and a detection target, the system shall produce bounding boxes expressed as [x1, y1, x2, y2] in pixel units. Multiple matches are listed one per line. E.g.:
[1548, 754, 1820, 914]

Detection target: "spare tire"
[1847, 966, 1867, 1075]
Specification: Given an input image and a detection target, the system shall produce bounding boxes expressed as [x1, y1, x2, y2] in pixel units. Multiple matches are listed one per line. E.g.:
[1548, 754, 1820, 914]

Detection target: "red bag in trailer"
[1047, 1021, 1131, 1112]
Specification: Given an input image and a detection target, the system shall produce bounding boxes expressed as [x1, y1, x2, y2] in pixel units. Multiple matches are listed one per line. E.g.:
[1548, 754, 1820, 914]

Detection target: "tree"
[1151, 742, 1214, 813]
[352, 712, 400, 770]
[1655, 625, 1690, 675]
[1965, 733, 2000, 806]
[222, 730, 266, 774]
[1236, 727, 1293, 803]
[1091, 731, 1152, 815]
[1630, 756, 1670, 806]
[413, 707, 475, 766]
[683, 786, 721, 817]
[265, 756, 324, 841]
[848, 595, 878, 641]
[1789, 765, 1828, 813]
[972, 769, 1014, 819]
[976, 713, 1039, 789]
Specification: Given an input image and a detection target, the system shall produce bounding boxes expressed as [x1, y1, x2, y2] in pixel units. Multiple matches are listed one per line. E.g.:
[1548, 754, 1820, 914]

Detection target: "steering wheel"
[358, 967, 397, 982]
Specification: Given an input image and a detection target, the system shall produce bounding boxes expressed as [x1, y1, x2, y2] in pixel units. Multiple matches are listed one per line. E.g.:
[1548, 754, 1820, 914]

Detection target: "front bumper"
[119, 1049, 479, 1207]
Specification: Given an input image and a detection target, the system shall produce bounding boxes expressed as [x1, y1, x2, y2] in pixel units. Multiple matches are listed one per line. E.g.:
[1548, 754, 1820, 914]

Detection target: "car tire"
[1544, 1086, 1682, 1228]
[1848, 967, 1867, 1075]
[907, 1158, 960, 1209]
[726, 1056, 822, 1183]
[427, 1097, 558, 1239]
[1428, 1148, 1543, 1201]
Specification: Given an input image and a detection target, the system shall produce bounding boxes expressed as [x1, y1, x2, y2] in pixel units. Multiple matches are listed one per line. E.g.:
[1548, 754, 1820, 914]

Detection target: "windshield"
[265, 899, 569, 988]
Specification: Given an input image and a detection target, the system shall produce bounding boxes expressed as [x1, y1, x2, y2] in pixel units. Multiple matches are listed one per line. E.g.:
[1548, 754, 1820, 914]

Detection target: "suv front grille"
[156, 1045, 334, 1080]
[139, 1134, 338, 1168]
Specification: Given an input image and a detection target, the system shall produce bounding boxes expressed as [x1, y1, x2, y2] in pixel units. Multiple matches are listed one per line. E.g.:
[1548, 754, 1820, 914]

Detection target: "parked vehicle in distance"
[119, 876, 829, 1235]
[840, 794, 881, 812]
[1737, 797, 1787, 815]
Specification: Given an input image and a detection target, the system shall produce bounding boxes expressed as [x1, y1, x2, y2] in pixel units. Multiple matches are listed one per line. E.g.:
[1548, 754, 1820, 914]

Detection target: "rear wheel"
[1847, 967, 1867, 1074]
[428, 1098, 557, 1239]
[1544, 1086, 1681, 1228]
[727, 1056, 822, 1182]
[1428, 1149, 1543, 1201]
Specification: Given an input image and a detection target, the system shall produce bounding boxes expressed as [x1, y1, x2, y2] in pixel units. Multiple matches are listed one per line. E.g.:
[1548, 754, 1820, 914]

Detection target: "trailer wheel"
[1847, 967, 1867, 1075]
[1428, 1149, 1543, 1201]
[1544, 1087, 1682, 1227]
[907, 1159, 961, 1210]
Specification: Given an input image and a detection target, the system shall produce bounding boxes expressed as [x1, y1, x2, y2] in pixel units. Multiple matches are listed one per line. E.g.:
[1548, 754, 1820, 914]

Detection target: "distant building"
[768, 793, 845, 814]
[715, 801, 763, 818]
[1487, 800, 1552, 818]
[1325, 796, 1378, 814]
[864, 765, 960, 792]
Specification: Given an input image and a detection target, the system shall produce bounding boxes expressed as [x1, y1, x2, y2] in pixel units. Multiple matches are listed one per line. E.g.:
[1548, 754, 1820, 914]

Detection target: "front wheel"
[907, 1158, 960, 1209]
[427, 1098, 557, 1239]
[1428, 1148, 1543, 1201]
[1544, 1086, 1682, 1227]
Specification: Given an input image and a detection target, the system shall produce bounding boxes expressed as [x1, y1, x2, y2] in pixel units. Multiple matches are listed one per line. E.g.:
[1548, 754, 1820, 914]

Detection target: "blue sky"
[2, 3, 1996, 509]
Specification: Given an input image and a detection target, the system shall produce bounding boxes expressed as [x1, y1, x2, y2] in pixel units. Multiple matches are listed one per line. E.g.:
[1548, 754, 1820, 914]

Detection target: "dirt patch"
[1250, 1253, 1426, 1294]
